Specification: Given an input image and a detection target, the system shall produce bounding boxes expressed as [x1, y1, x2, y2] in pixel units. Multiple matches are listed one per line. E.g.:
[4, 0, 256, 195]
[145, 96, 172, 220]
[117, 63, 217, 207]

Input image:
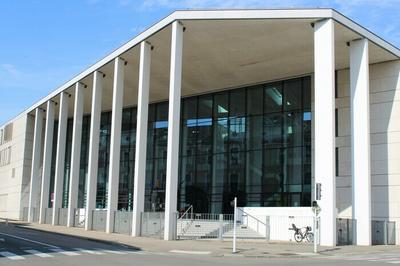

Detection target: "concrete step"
[177, 219, 265, 239]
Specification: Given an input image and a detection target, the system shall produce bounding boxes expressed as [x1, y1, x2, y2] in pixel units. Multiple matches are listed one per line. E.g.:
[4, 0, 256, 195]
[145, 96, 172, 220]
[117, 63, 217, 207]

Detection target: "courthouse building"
[0, 8, 399, 246]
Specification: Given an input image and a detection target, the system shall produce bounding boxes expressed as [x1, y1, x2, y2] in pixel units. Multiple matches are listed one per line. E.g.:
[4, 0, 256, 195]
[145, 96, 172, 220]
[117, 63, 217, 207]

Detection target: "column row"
[27, 20, 183, 240]
[314, 19, 371, 246]
[28, 19, 371, 245]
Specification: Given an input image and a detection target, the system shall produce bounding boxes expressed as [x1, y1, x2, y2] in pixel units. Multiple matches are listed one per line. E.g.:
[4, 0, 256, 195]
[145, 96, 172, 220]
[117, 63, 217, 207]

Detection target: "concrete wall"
[0, 113, 32, 219]
[336, 59, 400, 244]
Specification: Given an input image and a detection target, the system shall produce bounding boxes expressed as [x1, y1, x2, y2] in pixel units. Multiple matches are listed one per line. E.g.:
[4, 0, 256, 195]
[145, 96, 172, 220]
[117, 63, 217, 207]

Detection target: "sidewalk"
[7, 221, 399, 258]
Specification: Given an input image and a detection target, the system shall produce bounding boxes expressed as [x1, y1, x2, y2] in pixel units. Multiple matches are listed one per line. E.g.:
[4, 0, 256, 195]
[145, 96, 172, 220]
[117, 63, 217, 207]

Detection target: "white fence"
[243, 207, 315, 242]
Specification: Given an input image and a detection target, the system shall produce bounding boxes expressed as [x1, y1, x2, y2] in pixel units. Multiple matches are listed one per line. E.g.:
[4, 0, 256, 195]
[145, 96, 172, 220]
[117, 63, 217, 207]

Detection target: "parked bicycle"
[289, 223, 314, 243]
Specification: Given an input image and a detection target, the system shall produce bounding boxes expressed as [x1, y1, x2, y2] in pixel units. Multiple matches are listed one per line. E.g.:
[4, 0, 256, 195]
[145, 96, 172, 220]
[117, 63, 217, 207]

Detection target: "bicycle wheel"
[306, 232, 314, 243]
[294, 232, 303, 242]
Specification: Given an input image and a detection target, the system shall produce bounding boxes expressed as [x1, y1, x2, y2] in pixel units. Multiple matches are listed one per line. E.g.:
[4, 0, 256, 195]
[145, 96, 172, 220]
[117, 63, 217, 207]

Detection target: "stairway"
[177, 219, 265, 239]
[223, 225, 265, 239]
[177, 220, 221, 239]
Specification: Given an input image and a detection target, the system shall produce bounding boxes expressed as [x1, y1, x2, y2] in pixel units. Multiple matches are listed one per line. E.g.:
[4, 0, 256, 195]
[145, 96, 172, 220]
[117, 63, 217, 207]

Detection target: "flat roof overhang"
[11, 9, 400, 121]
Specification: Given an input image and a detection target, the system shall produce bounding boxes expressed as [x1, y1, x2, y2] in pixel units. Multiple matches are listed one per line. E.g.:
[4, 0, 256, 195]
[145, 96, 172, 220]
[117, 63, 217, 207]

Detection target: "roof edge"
[332, 9, 400, 58]
[2, 8, 399, 127]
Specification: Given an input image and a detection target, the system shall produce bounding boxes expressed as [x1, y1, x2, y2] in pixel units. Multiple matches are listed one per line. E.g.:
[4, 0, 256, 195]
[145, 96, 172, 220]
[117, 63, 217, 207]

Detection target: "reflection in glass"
[264, 83, 282, 113]
[284, 78, 302, 111]
[50, 76, 312, 213]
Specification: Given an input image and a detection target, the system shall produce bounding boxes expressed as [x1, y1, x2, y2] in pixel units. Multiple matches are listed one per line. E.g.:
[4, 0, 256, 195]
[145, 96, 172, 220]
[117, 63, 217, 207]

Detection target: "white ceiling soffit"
[19, 8, 400, 118]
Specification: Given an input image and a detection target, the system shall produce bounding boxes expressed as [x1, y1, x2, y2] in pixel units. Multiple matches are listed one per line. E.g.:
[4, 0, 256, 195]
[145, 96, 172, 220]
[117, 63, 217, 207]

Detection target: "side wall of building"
[0, 114, 33, 219]
[336, 59, 400, 243]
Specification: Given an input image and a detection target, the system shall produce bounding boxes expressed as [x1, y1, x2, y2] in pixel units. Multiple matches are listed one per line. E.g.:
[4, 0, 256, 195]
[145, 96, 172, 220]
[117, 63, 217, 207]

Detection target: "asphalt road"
[0, 222, 399, 265]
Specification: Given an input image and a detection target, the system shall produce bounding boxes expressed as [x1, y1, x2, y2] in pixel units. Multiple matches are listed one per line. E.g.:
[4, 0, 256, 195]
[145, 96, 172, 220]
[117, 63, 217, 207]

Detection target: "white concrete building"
[0, 8, 399, 246]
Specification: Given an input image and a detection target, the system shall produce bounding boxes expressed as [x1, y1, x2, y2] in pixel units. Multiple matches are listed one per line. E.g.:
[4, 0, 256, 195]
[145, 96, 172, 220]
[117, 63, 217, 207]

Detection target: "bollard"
[219, 214, 223, 240]
[233, 197, 237, 253]
[265, 216, 270, 241]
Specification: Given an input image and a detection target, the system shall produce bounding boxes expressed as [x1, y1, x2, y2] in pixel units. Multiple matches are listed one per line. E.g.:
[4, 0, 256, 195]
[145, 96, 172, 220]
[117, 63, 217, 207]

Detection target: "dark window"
[264, 82, 283, 113]
[247, 86, 263, 116]
[335, 108, 338, 137]
[284, 79, 302, 111]
[51, 76, 312, 214]
[335, 147, 339, 177]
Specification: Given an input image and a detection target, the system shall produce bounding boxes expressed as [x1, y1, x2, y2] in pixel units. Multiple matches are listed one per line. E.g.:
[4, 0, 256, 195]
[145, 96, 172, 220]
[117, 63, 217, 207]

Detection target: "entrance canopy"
[25, 8, 399, 119]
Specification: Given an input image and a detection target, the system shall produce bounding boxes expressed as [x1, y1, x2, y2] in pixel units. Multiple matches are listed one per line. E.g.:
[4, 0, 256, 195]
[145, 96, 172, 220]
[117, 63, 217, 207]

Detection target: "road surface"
[0, 222, 398, 265]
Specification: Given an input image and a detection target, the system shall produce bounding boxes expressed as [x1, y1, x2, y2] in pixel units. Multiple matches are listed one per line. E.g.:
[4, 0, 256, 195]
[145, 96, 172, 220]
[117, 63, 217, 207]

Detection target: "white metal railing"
[0, 217, 9, 225]
[141, 212, 165, 238]
[178, 205, 194, 238]
[177, 212, 237, 239]
[238, 207, 268, 238]
[179, 205, 193, 219]
[74, 208, 86, 228]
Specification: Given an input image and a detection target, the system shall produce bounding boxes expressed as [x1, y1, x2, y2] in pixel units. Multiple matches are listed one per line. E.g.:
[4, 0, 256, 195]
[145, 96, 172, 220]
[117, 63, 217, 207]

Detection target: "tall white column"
[39, 101, 55, 224]
[67, 83, 84, 227]
[28, 108, 44, 222]
[350, 38, 371, 246]
[52, 92, 69, 225]
[85, 71, 103, 231]
[164, 21, 183, 241]
[314, 19, 336, 246]
[106, 57, 125, 233]
[132, 41, 152, 237]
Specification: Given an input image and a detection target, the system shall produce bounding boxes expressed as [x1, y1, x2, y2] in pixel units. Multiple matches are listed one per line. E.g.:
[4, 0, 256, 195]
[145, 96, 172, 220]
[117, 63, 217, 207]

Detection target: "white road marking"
[169, 250, 211, 255]
[296, 252, 318, 256]
[0, 232, 59, 248]
[0, 251, 25, 260]
[49, 248, 80, 256]
[96, 249, 127, 255]
[388, 262, 400, 264]
[74, 248, 104, 255]
[24, 249, 53, 258]
[124, 250, 147, 255]
[368, 258, 398, 262]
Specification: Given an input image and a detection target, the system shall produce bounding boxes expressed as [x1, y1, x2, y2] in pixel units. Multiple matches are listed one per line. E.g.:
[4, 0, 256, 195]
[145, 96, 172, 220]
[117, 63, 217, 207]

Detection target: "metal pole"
[233, 197, 237, 253]
[384, 220, 388, 245]
[265, 216, 270, 241]
[314, 211, 317, 253]
[219, 214, 223, 240]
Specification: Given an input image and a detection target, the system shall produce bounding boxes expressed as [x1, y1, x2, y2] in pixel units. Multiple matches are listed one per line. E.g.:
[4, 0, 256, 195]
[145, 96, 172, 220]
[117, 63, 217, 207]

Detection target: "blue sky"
[1, 0, 399, 125]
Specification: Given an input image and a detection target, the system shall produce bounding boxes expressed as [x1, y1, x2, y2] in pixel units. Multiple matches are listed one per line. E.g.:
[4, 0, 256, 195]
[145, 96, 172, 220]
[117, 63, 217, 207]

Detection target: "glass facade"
[50, 76, 311, 214]
[118, 108, 137, 210]
[177, 77, 311, 213]
[61, 116, 90, 208]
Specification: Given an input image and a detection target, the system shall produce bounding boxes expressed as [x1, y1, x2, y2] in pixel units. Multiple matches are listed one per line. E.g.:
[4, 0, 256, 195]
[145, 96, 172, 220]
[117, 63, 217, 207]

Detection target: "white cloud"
[130, 0, 400, 12]
[139, 0, 310, 9]
[0, 64, 20, 77]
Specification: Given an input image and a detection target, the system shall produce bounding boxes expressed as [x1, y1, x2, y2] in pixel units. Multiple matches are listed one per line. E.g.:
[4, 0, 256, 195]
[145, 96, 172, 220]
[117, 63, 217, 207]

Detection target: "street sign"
[316, 183, 322, 200]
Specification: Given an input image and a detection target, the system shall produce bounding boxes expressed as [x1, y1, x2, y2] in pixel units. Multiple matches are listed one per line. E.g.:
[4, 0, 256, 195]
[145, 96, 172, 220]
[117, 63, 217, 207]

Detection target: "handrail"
[238, 207, 266, 226]
[0, 217, 10, 225]
[178, 205, 194, 239]
[179, 205, 193, 219]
